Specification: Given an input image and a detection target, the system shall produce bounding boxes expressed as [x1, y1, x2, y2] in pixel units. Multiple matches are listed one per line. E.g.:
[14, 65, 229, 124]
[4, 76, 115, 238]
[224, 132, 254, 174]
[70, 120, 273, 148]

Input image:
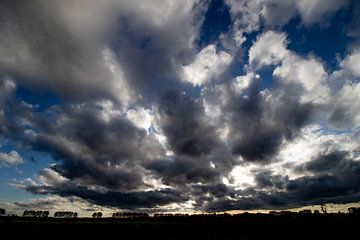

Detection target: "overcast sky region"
[0, 0, 360, 216]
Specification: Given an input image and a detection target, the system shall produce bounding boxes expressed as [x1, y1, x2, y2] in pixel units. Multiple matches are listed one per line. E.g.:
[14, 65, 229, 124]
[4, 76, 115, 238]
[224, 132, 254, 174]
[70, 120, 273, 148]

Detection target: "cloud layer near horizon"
[0, 0, 360, 213]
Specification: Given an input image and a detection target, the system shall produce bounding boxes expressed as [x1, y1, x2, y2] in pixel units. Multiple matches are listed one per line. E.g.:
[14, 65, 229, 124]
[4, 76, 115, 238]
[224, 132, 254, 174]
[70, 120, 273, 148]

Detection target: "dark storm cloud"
[20, 101, 164, 192]
[14, 198, 59, 209]
[146, 88, 236, 187]
[255, 171, 289, 189]
[299, 151, 349, 173]
[224, 80, 313, 162]
[104, 1, 208, 102]
[147, 156, 220, 186]
[0, 0, 122, 102]
[111, 19, 194, 100]
[158, 89, 220, 157]
[206, 150, 360, 211]
[0, 78, 15, 134]
[24, 184, 188, 210]
[0, 0, 204, 104]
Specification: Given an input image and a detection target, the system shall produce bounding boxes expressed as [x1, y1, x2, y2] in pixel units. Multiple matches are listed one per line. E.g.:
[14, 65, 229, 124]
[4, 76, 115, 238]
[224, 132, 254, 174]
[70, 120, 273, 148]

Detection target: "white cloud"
[260, 0, 297, 27]
[249, 31, 288, 69]
[341, 49, 360, 77]
[233, 72, 260, 94]
[269, 124, 360, 179]
[225, 0, 349, 47]
[249, 31, 329, 104]
[37, 168, 69, 186]
[127, 107, 153, 132]
[96, 100, 123, 123]
[296, 0, 349, 25]
[328, 82, 360, 129]
[273, 53, 329, 103]
[226, 161, 258, 190]
[101, 48, 134, 106]
[0, 150, 24, 166]
[226, 0, 263, 33]
[135, 0, 199, 27]
[182, 45, 232, 86]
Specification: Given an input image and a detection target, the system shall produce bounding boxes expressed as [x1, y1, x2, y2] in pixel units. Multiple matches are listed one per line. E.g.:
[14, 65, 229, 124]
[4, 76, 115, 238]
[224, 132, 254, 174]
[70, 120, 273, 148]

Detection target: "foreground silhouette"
[1, 211, 359, 239]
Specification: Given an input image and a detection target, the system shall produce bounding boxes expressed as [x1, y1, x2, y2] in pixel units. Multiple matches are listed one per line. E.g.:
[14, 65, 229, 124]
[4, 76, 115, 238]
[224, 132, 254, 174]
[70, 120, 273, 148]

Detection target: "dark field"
[1, 214, 358, 239]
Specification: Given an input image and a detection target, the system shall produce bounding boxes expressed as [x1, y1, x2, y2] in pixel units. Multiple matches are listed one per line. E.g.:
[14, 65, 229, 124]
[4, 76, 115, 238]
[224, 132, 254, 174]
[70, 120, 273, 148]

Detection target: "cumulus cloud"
[182, 45, 232, 86]
[0, 0, 202, 104]
[327, 82, 360, 129]
[23, 102, 166, 192]
[341, 49, 360, 77]
[226, 0, 349, 28]
[0, 150, 24, 166]
[296, 0, 349, 26]
[225, 0, 350, 46]
[249, 31, 329, 104]
[249, 31, 288, 68]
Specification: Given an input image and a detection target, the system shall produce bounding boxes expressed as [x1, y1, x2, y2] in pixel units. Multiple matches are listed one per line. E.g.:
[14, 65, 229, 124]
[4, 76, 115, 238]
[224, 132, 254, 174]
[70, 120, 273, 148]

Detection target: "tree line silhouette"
[0, 207, 359, 218]
[112, 212, 149, 218]
[92, 212, 102, 218]
[23, 210, 49, 217]
[54, 211, 78, 218]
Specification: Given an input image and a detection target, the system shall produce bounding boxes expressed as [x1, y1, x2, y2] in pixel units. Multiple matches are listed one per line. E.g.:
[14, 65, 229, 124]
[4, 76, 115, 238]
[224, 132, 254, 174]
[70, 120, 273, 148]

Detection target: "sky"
[0, 0, 360, 216]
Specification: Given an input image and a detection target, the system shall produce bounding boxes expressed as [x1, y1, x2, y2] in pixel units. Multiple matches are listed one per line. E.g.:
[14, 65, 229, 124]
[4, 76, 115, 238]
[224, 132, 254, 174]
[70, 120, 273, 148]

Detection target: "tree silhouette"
[92, 212, 103, 218]
[42, 211, 49, 217]
[321, 206, 327, 214]
[54, 211, 78, 218]
[0, 208, 5, 216]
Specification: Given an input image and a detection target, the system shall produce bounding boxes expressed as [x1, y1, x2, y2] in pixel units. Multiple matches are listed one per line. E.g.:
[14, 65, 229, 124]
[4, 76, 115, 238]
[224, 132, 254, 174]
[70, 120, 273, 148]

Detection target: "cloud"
[0, 1, 359, 213]
[249, 31, 329, 104]
[0, 78, 16, 134]
[203, 126, 360, 211]
[0, 150, 24, 166]
[298, 150, 349, 173]
[147, 156, 220, 186]
[326, 46, 360, 130]
[260, 0, 297, 28]
[327, 82, 360, 129]
[0, 0, 203, 104]
[157, 89, 220, 157]
[207, 157, 360, 211]
[182, 44, 232, 86]
[249, 31, 288, 68]
[201, 70, 314, 163]
[226, 0, 349, 29]
[126, 107, 153, 132]
[23, 184, 189, 210]
[0, 0, 127, 103]
[296, 0, 349, 26]
[225, 0, 350, 47]
[106, 0, 204, 101]
[341, 49, 360, 77]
